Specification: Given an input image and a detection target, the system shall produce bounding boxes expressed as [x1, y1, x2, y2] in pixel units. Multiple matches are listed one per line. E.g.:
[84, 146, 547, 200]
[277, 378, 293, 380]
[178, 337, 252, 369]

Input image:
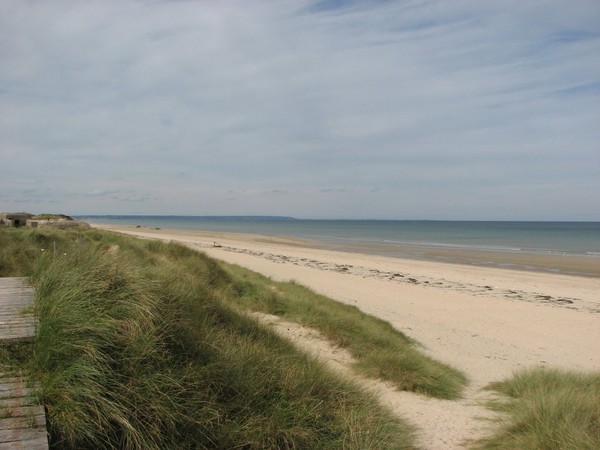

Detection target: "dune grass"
[1, 227, 416, 449]
[223, 262, 468, 399]
[472, 368, 600, 450]
[0, 226, 72, 277]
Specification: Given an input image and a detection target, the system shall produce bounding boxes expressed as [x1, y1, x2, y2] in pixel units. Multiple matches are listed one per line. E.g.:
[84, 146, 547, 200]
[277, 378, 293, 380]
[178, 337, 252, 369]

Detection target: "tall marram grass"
[0, 226, 78, 277]
[30, 248, 184, 448]
[472, 368, 600, 450]
[224, 263, 468, 399]
[1, 227, 415, 449]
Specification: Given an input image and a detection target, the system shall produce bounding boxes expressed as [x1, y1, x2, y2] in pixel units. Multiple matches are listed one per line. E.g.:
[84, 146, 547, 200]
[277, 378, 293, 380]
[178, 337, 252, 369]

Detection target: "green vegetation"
[0, 226, 71, 276]
[225, 263, 467, 399]
[473, 368, 600, 450]
[1, 227, 416, 449]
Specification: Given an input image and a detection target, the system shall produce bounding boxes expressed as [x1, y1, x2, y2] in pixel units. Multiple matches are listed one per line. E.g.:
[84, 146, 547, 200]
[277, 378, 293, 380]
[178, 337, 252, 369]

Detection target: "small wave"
[378, 240, 598, 258]
[381, 240, 523, 253]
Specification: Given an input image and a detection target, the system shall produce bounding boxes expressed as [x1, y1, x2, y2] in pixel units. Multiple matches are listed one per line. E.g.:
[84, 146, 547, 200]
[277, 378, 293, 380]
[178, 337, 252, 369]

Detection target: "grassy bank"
[1, 227, 416, 449]
[224, 263, 467, 399]
[473, 368, 600, 449]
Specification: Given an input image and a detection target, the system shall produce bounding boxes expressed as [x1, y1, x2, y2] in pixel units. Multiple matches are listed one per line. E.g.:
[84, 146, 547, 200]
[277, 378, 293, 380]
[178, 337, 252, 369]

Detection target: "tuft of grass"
[224, 263, 468, 399]
[0, 342, 31, 376]
[472, 368, 600, 449]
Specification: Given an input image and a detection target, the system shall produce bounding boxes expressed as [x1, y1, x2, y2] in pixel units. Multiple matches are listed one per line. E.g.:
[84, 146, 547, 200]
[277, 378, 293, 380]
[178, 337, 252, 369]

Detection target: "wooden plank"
[0, 278, 29, 284]
[0, 387, 34, 399]
[0, 324, 34, 331]
[0, 415, 46, 429]
[0, 323, 34, 329]
[0, 378, 25, 387]
[0, 321, 35, 327]
[0, 435, 49, 449]
[0, 332, 36, 340]
[0, 307, 32, 311]
[0, 315, 34, 321]
[0, 398, 37, 408]
[0, 406, 45, 420]
[0, 428, 47, 444]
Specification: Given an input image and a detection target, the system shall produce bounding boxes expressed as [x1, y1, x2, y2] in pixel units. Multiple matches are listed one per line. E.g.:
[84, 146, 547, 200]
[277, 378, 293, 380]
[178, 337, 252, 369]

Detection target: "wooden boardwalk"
[0, 277, 48, 449]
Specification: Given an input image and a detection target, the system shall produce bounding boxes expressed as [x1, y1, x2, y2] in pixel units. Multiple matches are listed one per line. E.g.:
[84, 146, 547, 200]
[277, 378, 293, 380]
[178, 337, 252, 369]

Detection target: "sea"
[77, 216, 600, 273]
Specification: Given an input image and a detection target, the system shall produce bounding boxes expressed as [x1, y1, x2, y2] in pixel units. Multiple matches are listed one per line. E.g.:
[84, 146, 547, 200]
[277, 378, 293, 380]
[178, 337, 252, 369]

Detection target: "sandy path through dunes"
[94, 225, 600, 449]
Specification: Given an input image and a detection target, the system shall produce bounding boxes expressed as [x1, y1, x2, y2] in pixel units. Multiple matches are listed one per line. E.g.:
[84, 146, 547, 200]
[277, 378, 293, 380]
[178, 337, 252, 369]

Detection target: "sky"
[1, 0, 599, 220]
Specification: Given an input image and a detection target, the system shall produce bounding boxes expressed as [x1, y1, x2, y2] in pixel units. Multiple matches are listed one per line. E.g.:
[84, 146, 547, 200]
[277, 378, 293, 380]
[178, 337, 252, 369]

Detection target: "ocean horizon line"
[76, 215, 600, 224]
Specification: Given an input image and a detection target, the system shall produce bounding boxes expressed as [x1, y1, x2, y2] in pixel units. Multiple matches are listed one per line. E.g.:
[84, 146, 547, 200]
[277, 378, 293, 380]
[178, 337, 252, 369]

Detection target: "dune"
[93, 224, 600, 449]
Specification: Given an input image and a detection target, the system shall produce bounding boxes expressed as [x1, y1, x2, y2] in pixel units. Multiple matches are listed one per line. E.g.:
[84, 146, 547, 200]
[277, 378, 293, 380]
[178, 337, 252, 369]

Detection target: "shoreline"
[91, 223, 600, 278]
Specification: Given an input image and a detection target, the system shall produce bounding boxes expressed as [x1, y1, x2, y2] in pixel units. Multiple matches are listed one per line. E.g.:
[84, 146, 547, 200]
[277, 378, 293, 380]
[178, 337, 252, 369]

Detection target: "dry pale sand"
[94, 224, 600, 449]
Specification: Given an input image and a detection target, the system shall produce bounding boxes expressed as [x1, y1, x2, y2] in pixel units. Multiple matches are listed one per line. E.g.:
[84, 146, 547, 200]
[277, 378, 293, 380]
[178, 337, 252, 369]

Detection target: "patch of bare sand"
[254, 312, 496, 449]
[94, 224, 600, 449]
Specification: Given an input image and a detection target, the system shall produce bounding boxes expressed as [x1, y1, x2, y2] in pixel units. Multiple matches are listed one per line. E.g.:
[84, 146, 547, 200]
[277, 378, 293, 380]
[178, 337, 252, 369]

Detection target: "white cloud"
[1, 0, 599, 219]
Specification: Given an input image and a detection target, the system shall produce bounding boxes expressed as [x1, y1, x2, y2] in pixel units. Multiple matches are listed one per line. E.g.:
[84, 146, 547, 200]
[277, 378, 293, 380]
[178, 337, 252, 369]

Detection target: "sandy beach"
[94, 224, 600, 449]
